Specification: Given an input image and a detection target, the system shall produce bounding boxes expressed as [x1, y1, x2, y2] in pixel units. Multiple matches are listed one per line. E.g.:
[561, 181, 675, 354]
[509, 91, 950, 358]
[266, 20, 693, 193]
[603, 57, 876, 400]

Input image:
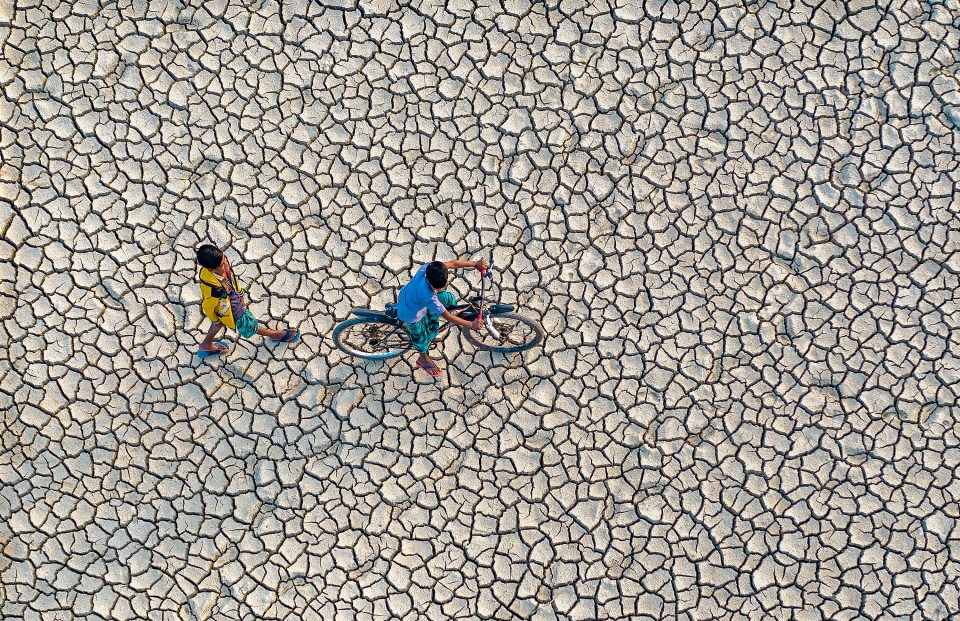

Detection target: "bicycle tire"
[463, 313, 544, 353]
[332, 317, 411, 360]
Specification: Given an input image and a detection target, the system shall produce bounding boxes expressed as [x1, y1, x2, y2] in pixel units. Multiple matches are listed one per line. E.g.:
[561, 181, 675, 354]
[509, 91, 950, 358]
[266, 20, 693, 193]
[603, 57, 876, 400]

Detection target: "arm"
[441, 309, 482, 331]
[444, 258, 489, 271]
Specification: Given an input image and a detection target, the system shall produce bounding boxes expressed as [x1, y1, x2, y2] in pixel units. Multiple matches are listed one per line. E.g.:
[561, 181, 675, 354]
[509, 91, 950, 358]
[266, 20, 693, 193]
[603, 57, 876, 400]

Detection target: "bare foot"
[199, 342, 228, 354]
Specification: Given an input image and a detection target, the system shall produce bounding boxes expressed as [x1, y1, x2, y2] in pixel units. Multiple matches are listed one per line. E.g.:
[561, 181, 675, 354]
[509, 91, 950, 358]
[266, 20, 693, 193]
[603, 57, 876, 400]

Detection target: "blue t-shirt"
[397, 263, 446, 323]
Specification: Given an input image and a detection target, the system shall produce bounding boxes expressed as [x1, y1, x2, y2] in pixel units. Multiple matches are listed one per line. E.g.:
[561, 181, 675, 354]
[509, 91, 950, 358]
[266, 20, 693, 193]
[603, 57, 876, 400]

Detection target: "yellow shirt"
[198, 266, 244, 329]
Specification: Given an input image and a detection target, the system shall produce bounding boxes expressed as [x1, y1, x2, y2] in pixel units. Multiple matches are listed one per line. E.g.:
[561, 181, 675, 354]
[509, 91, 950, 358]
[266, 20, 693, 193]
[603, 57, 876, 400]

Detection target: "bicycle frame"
[351, 262, 513, 328]
[435, 303, 484, 335]
[351, 301, 515, 329]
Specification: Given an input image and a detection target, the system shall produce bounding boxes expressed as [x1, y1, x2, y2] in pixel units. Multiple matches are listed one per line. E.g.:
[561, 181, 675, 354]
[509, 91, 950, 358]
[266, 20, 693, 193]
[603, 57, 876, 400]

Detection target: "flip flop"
[198, 341, 229, 359]
[274, 328, 300, 343]
[416, 358, 443, 377]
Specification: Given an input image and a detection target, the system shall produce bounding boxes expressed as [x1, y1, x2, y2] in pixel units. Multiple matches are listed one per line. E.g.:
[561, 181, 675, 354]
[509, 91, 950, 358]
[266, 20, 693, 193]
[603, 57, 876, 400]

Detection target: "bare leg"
[200, 322, 227, 352]
[257, 325, 289, 340]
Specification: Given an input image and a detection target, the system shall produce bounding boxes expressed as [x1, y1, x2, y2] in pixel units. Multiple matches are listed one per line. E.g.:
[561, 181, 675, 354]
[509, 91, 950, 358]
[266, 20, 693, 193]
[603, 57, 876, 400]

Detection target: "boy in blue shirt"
[398, 258, 488, 377]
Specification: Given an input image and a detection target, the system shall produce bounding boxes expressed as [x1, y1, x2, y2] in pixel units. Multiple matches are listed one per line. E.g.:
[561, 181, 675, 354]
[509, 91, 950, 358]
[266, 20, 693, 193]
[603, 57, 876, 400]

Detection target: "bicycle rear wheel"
[463, 313, 544, 353]
[332, 317, 411, 360]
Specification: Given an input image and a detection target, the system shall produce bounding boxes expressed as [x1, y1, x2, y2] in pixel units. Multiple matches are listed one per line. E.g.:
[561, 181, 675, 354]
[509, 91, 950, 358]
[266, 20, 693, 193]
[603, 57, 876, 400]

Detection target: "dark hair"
[426, 261, 448, 289]
[197, 244, 224, 269]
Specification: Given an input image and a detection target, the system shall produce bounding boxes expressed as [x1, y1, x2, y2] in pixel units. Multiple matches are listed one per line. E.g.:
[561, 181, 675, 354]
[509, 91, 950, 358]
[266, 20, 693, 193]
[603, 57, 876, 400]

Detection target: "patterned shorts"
[406, 291, 456, 353]
[235, 310, 259, 339]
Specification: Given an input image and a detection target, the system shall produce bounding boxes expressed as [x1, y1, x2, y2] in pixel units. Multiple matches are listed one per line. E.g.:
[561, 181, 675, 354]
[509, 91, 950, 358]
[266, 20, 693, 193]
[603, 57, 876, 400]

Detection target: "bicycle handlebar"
[479, 258, 493, 277]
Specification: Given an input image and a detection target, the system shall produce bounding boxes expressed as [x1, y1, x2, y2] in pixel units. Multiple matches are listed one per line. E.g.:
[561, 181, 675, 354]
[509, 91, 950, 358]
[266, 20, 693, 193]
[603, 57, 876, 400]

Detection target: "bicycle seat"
[384, 303, 398, 319]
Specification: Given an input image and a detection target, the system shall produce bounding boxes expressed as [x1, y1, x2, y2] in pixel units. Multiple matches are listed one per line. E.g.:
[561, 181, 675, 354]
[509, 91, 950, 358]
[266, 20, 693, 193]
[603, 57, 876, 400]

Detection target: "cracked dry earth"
[4, 0, 960, 619]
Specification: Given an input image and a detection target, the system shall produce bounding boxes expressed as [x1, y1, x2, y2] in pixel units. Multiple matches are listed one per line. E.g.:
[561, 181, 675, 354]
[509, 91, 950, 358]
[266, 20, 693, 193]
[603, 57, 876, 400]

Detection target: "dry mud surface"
[4, 1, 960, 619]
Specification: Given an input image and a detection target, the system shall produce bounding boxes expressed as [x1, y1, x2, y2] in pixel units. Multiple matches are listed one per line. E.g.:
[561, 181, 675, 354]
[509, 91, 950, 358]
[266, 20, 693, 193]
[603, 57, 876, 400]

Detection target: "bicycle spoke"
[377, 329, 407, 348]
[502, 329, 523, 345]
[334, 318, 413, 359]
[490, 320, 523, 345]
[464, 313, 543, 353]
[344, 323, 404, 352]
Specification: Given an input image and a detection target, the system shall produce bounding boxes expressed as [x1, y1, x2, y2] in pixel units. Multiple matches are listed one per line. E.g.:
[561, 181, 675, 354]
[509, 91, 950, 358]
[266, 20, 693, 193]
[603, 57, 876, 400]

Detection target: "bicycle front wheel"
[463, 313, 544, 353]
[332, 317, 411, 360]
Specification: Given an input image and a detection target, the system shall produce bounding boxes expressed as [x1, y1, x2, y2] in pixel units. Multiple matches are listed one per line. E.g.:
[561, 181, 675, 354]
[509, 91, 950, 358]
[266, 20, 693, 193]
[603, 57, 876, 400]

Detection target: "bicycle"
[332, 262, 544, 360]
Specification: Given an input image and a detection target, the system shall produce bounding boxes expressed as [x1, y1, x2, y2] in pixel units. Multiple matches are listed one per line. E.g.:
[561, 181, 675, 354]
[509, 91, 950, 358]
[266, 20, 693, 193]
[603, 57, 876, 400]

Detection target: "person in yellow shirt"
[196, 244, 299, 358]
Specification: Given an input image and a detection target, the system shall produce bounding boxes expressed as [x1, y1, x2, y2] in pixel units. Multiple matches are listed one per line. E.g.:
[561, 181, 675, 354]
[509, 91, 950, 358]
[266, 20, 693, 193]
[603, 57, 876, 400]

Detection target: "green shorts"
[235, 311, 259, 339]
[406, 291, 456, 353]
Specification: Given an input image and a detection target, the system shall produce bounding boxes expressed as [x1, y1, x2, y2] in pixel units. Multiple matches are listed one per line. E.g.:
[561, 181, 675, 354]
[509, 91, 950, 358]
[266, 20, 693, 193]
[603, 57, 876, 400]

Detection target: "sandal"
[416, 358, 443, 378]
[274, 328, 300, 343]
[198, 341, 229, 359]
